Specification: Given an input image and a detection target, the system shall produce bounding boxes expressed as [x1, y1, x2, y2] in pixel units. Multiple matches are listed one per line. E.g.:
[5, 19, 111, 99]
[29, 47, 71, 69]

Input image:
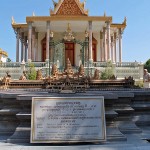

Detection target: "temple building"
[0, 48, 8, 62]
[12, 0, 126, 67]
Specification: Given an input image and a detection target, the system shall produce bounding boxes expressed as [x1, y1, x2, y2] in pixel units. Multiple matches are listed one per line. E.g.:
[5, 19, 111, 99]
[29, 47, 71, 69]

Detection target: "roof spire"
[104, 11, 106, 17]
[32, 12, 35, 16]
[52, 0, 58, 8]
[123, 17, 127, 25]
[11, 16, 16, 24]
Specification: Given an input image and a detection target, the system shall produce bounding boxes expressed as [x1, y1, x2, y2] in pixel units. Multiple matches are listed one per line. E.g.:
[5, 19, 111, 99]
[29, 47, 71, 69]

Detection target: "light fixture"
[63, 23, 75, 41]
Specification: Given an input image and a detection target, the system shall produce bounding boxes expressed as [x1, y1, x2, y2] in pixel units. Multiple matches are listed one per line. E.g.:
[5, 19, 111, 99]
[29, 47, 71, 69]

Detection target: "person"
[143, 69, 150, 82]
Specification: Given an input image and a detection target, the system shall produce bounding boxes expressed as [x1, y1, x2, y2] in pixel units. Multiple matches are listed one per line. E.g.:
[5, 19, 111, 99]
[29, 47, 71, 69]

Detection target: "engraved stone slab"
[31, 96, 106, 143]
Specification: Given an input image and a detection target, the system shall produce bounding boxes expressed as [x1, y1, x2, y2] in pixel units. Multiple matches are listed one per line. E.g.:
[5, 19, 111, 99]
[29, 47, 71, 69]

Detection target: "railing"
[0, 61, 144, 80]
[116, 62, 139, 67]
[0, 62, 21, 68]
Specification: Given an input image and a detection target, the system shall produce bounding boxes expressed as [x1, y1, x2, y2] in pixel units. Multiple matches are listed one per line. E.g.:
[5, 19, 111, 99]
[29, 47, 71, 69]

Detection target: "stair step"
[105, 110, 118, 119]
[106, 127, 127, 141]
[16, 112, 31, 120]
[0, 108, 20, 115]
[132, 115, 150, 126]
[115, 121, 142, 134]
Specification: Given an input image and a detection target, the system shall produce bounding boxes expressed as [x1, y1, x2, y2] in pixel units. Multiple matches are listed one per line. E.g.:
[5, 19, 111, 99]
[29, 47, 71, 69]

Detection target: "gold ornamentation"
[56, 0, 83, 15]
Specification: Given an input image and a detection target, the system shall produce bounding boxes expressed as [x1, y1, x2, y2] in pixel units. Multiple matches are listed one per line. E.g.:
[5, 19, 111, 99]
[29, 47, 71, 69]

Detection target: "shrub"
[27, 63, 37, 80]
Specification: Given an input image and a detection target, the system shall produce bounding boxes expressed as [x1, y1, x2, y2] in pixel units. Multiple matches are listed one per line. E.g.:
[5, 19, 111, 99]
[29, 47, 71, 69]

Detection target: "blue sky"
[0, 0, 150, 63]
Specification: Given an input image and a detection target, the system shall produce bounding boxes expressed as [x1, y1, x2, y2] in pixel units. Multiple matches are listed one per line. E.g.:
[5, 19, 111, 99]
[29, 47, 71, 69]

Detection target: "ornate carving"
[56, 0, 83, 16]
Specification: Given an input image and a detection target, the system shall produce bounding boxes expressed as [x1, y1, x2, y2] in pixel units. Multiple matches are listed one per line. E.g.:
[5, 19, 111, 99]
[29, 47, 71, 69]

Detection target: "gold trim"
[26, 16, 112, 22]
[111, 23, 126, 29]
[12, 24, 28, 28]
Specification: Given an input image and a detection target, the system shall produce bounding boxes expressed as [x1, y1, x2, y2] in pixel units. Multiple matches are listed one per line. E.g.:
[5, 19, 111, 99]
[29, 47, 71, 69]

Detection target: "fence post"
[20, 60, 26, 73]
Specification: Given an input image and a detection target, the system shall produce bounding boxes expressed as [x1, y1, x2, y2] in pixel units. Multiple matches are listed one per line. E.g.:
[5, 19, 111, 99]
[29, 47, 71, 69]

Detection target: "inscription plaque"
[31, 97, 106, 143]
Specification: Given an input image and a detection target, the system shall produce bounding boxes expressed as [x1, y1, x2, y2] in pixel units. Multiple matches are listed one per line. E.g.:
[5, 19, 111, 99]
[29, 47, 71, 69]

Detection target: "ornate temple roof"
[50, 0, 88, 16]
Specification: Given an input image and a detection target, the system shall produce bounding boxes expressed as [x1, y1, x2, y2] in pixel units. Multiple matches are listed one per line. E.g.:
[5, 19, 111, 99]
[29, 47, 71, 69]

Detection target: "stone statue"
[2, 71, 11, 89]
[143, 69, 150, 82]
[93, 69, 100, 80]
[78, 64, 84, 76]
[51, 64, 59, 78]
[19, 71, 27, 80]
[36, 69, 43, 80]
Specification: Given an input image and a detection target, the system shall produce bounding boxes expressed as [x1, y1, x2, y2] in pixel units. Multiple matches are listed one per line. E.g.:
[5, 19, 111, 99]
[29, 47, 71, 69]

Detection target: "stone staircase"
[0, 89, 149, 145]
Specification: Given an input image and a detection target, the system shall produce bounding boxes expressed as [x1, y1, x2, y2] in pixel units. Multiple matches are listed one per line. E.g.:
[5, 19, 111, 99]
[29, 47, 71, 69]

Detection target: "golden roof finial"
[67, 23, 71, 32]
[32, 12, 35, 16]
[104, 11, 106, 17]
[123, 17, 127, 25]
[52, 0, 58, 8]
[81, 0, 86, 8]
[11, 16, 16, 25]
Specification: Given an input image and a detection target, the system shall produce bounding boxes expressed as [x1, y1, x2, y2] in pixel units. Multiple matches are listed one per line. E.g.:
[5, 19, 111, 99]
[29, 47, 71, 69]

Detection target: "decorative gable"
[51, 0, 88, 16]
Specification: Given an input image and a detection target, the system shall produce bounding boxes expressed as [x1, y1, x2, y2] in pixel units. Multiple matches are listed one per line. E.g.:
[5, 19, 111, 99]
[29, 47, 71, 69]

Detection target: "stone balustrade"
[0, 61, 144, 80]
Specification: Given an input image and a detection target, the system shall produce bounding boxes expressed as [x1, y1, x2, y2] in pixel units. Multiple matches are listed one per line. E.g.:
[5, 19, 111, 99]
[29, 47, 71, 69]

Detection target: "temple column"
[84, 31, 89, 63]
[111, 36, 114, 62]
[103, 27, 107, 61]
[114, 32, 117, 62]
[106, 21, 111, 61]
[31, 27, 35, 61]
[118, 28, 122, 63]
[46, 21, 50, 61]
[24, 36, 28, 62]
[100, 31, 103, 61]
[35, 32, 39, 61]
[21, 32, 25, 62]
[28, 22, 32, 62]
[88, 21, 93, 62]
[16, 28, 20, 62]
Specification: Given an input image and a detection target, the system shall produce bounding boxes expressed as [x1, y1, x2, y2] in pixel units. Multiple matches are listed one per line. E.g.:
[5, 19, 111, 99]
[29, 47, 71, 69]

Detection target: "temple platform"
[0, 88, 149, 149]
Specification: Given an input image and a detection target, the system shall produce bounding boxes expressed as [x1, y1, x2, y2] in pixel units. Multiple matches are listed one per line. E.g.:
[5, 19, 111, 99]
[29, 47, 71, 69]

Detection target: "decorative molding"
[50, 0, 88, 16]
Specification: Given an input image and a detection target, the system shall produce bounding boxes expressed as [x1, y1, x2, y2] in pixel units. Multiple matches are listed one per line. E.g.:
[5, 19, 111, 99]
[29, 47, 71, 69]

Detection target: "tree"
[6, 58, 11, 62]
[144, 59, 150, 72]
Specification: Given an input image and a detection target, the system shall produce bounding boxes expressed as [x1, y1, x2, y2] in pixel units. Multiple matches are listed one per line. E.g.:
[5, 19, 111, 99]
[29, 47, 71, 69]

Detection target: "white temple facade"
[12, 0, 126, 67]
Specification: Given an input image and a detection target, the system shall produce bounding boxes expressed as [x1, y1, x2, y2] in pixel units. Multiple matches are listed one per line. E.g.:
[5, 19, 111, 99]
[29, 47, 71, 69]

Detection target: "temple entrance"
[92, 36, 97, 62]
[65, 42, 75, 66]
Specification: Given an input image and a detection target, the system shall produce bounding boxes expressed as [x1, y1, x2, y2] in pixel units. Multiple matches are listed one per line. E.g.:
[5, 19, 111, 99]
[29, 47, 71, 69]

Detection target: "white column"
[31, 28, 35, 61]
[100, 31, 103, 61]
[89, 21, 93, 62]
[24, 36, 28, 62]
[103, 27, 107, 61]
[16, 28, 20, 62]
[21, 32, 25, 62]
[114, 32, 117, 63]
[35, 32, 39, 61]
[106, 21, 111, 61]
[46, 21, 50, 61]
[111, 36, 114, 62]
[28, 22, 32, 62]
[118, 28, 122, 63]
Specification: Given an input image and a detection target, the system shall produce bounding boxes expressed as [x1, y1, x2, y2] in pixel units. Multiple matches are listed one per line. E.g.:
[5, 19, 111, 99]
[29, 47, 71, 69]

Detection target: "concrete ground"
[0, 134, 150, 150]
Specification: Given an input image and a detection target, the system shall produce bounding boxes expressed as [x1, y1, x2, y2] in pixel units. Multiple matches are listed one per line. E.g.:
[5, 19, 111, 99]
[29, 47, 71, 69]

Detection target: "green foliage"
[144, 59, 150, 72]
[100, 60, 114, 80]
[6, 58, 11, 62]
[135, 81, 143, 88]
[27, 63, 37, 80]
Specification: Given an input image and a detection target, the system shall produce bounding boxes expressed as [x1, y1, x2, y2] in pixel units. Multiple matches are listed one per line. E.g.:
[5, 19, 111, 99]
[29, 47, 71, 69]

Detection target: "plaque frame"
[31, 96, 106, 143]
